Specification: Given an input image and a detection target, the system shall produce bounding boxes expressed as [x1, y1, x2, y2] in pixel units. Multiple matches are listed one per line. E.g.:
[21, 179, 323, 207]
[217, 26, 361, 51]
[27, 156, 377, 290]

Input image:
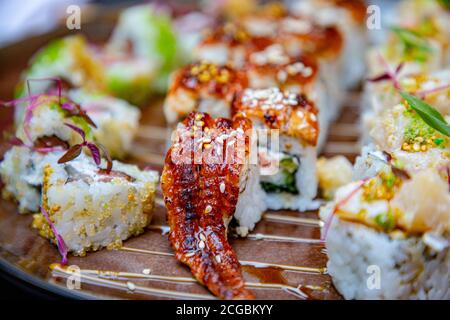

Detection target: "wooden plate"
[0, 5, 362, 300]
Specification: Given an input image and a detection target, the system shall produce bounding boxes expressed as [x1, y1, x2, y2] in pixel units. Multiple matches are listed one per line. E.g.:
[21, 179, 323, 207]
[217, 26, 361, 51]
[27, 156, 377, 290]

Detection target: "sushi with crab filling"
[161, 112, 264, 298]
[32, 153, 158, 256]
[245, 43, 330, 149]
[67, 89, 140, 159]
[233, 87, 319, 211]
[290, 0, 368, 89]
[164, 61, 248, 124]
[320, 167, 450, 300]
[14, 35, 105, 103]
[106, 4, 178, 93]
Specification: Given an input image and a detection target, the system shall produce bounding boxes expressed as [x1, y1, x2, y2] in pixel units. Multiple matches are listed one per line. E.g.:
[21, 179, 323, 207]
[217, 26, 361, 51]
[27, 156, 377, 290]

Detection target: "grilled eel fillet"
[161, 112, 254, 299]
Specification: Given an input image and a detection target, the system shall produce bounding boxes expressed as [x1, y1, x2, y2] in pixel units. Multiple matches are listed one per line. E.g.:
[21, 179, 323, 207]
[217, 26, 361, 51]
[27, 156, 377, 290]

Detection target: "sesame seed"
[198, 240, 205, 249]
[185, 251, 195, 257]
[220, 182, 226, 193]
[142, 268, 151, 275]
[215, 255, 221, 263]
[127, 281, 136, 292]
[204, 205, 212, 213]
[199, 233, 206, 241]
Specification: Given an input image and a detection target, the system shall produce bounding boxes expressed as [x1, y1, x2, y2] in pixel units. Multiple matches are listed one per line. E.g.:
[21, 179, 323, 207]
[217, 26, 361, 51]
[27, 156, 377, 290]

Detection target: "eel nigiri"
[161, 112, 261, 299]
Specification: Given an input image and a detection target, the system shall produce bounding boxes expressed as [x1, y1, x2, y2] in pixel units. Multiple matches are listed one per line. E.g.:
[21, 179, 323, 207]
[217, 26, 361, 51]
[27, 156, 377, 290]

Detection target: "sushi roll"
[320, 167, 449, 299]
[161, 112, 264, 298]
[0, 147, 61, 213]
[277, 16, 345, 119]
[366, 27, 446, 79]
[0, 94, 94, 213]
[233, 87, 320, 211]
[194, 22, 273, 69]
[15, 35, 105, 101]
[106, 4, 179, 93]
[163, 61, 248, 124]
[14, 84, 140, 159]
[362, 68, 450, 142]
[99, 53, 159, 107]
[67, 89, 141, 159]
[245, 43, 330, 149]
[369, 102, 449, 173]
[1, 93, 141, 212]
[317, 155, 353, 200]
[289, 0, 368, 89]
[365, 68, 450, 118]
[32, 152, 158, 256]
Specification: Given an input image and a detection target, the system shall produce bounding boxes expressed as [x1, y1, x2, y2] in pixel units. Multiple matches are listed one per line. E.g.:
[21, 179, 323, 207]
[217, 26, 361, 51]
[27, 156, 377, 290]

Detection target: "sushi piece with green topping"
[106, 4, 180, 97]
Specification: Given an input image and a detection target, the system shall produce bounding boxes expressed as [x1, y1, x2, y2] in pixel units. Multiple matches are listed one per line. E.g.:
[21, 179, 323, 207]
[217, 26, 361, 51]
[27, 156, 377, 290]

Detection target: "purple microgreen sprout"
[367, 53, 404, 90]
[414, 83, 450, 99]
[40, 206, 68, 266]
[26, 77, 63, 105]
[7, 135, 65, 153]
[58, 123, 112, 173]
[367, 52, 450, 98]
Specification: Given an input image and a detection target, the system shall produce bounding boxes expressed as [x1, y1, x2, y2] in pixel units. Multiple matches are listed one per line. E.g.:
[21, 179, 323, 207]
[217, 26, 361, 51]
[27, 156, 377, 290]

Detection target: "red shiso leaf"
[40, 206, 68, 266]
[58, 144, 82, 164]
[86, 142, 101, 166]
[64, 123, 86, 141]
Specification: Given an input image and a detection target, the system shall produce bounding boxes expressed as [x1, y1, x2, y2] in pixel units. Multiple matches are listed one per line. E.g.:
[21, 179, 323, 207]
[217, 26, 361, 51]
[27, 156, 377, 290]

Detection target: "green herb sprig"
[400, 91, 450, 137]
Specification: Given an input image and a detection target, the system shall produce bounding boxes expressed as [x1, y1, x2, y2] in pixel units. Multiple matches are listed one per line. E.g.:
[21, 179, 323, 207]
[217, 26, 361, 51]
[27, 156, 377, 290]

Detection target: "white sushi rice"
[0, 147, 63, 213]
[321, 210, 450, 300]
[234, 163, 267, 237]
[260, 135, 319, 211]
[16, 100, 78, 145]
[33, 153, 158, 256]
